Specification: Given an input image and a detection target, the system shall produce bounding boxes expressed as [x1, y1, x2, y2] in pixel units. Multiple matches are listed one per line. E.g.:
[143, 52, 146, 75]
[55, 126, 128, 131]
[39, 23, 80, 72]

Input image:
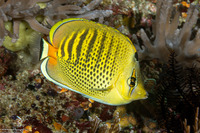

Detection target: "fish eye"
[129, 77, 136, 87]
[127, 76, 136, 87]
[135, 52, 138, 61]
[128, 69, 136, 87]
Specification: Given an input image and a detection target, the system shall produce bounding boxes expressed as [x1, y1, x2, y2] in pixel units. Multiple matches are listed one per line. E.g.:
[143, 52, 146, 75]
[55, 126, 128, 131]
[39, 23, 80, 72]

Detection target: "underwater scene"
[0, 0, 200, 132]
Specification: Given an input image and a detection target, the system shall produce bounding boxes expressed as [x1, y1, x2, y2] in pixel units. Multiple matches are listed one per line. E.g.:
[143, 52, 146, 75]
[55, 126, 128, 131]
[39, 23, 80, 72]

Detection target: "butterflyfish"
[40, 18, 147, 105]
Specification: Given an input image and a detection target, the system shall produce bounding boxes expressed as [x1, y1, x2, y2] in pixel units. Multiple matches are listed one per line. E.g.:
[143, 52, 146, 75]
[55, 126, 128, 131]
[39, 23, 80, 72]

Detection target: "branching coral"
[44, 0, 113, 23]
[0, 0, 50, 44]
[134, 0, 200, 67]
[0, 0, 113, 48]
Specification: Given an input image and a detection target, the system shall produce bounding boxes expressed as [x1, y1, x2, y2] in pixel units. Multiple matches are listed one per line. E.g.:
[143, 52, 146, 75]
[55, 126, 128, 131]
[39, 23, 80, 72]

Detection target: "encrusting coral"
[134, 0, 200, 67]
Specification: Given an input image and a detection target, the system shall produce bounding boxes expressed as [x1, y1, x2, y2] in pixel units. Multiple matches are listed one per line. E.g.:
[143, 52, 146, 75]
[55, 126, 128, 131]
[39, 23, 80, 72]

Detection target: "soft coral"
[0, 0, 113, 46]
[134, 0, 200, 67]
[0, 0, 51, 44]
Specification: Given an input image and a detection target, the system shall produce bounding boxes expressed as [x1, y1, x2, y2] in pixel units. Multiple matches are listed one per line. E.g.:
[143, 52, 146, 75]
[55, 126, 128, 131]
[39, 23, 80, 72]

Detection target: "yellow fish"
[40, 18, 147, 105]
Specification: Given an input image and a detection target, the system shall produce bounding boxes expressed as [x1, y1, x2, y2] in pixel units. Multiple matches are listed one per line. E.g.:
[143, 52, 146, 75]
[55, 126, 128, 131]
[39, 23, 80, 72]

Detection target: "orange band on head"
[48, 44, 58, 60]
[48, 56, 57, 66]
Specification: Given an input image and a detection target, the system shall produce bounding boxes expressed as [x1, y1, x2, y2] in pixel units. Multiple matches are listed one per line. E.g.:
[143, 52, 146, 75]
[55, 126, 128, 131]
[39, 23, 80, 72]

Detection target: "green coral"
[3, 21, 41, 52]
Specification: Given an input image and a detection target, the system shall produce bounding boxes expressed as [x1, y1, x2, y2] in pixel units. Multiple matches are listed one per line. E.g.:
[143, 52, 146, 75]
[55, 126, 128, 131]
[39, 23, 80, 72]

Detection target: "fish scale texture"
[55, 21, 132, 96]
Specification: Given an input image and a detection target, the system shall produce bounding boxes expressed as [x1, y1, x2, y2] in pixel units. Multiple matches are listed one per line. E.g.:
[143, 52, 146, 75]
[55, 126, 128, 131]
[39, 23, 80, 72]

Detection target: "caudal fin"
[40, 38, 49, 60]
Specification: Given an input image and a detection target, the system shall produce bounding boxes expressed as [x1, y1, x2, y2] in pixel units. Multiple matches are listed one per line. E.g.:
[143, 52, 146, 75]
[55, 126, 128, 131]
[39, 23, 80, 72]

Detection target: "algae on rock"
[3, 21, 41, 52]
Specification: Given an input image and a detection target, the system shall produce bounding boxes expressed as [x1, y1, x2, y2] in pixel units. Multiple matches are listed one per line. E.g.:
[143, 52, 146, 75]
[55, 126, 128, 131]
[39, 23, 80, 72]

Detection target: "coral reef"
[134, 0, 200, 67]
[0, 66, 118, 132]
[101, 0, 156, 36]
[0, 0, 113, 52]
[0, 0, 50, 44]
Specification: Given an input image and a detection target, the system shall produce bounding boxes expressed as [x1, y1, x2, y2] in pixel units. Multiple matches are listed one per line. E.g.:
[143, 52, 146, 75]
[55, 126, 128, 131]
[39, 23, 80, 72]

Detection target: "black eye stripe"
[131, 77, 136, 80]
[135, 52, 138, 61]
[129, 77, 136, 88]
[131, 77, 136, 85]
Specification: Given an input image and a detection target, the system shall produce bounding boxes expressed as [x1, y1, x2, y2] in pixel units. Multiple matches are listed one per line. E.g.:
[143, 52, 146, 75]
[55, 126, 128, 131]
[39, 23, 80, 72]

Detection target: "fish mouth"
[141, 91, 148, 99]
[128, 76, 148, 99]
[129, 86, 148, 100]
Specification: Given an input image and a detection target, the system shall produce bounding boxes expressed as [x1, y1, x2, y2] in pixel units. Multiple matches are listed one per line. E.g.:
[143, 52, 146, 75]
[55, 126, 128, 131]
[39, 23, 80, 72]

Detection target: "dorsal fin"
[49, 18, 87, 45]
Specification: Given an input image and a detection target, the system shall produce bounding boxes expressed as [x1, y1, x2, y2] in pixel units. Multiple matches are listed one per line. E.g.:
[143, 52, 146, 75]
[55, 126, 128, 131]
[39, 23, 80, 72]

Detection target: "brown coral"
[134, 0, 200, 67]
[44, 0, 112, 22]
[0, 0, 113, 46]
[0, 0, 50, 44]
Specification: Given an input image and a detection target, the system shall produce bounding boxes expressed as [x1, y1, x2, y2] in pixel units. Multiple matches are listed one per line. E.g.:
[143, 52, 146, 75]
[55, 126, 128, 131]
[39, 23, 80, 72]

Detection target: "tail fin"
[40, 38, 49, 60]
